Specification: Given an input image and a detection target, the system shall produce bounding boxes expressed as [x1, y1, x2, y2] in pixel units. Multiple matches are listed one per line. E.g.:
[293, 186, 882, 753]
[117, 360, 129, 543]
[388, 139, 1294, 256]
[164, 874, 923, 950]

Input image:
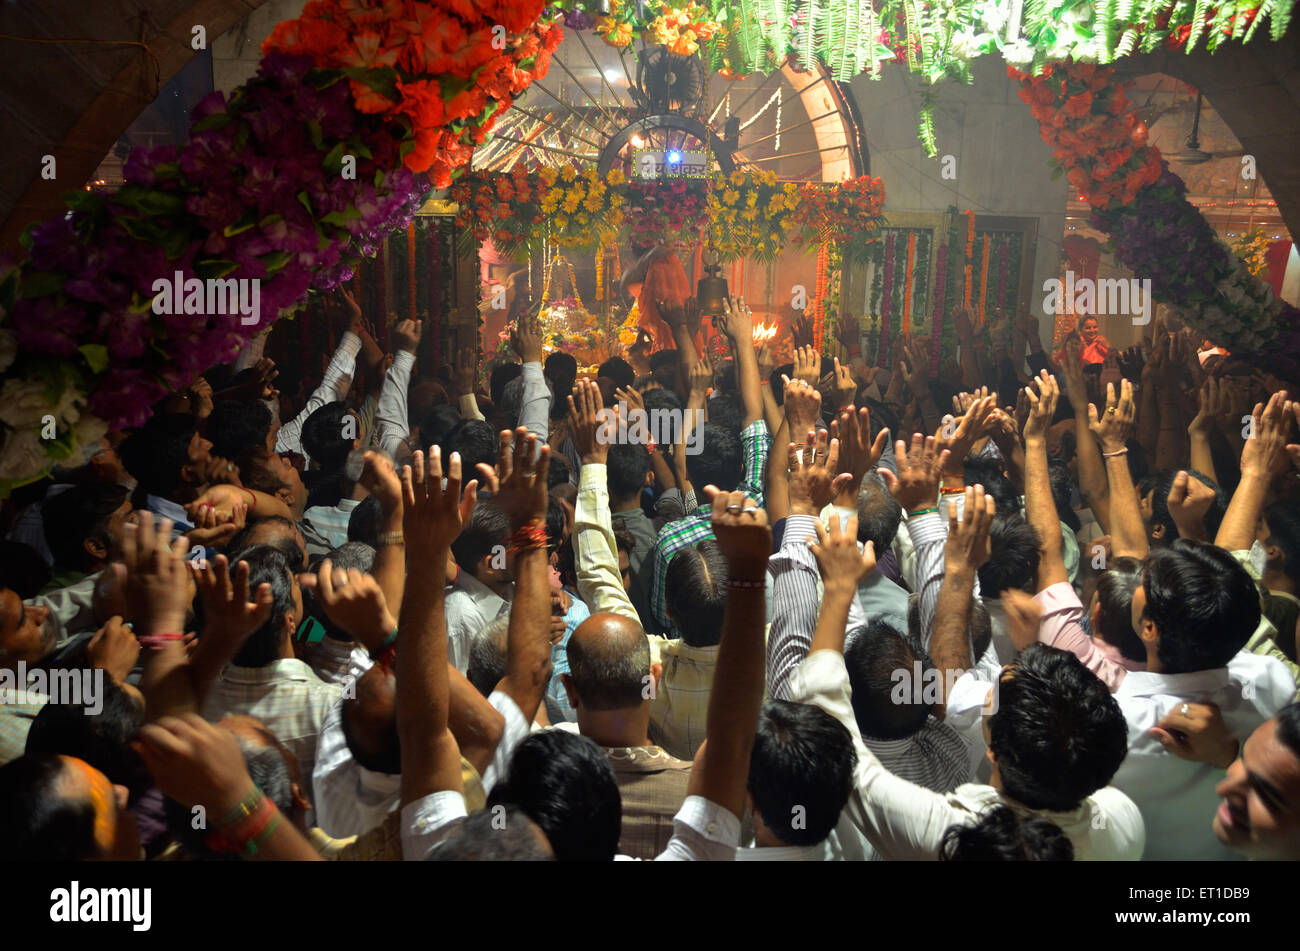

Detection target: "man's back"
[1111, 652, 1295, 860]
[606, 744, 692, 861]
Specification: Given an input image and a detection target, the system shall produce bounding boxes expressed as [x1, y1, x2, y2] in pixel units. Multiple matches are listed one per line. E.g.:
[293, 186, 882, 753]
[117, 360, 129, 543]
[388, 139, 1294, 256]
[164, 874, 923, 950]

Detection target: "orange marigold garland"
[902, 232, 916, 337]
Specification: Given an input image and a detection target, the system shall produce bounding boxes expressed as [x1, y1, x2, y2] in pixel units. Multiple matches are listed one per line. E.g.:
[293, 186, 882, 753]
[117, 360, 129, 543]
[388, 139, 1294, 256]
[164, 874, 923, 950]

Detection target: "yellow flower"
[741, 208, 756, 221]
[729, 170, 745, 186]
[607, 168, 625, 185]
[539, 168, 558, 186]
[723, 188, 739, 206]
[555, 215, 569, 229]
[560, 165, 577, 183]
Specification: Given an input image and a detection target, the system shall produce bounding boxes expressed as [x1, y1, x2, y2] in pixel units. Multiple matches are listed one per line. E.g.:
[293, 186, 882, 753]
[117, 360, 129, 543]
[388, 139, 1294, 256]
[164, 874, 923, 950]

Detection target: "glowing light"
[630, 133, 646, 148]
[752, 321, 777, 344]
[667, 150, 682, 164]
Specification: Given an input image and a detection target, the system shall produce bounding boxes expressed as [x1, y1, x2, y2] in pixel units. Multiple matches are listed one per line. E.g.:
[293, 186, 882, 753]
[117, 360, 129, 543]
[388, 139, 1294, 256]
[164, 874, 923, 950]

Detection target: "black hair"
[347, 495, 384, 548]
[544, 351, 578, 382]
[450, 501, 510, 575]
[1094, 556, 1145, 663]
[304, 541, 376, 641]
[938, 805, 1075, 861]
[165, 730, 298, 860]
[444, 419, 499, 481]
[748, 699, 857, 847]
[545, 494, 567, 554]
[962, 456, 1021, 516]
[341, 666, 401, 775]
[226, 515, 304, 569]
[204, 399, 272, 461]
[970, 598, 992, 662]
[301, 402, 356, 471]
[565, 627, 650, 711]
[40, 483, 129, 574]
[704, 393, 743, 435]
[606, 443, 651, 502]
[845, 619, 934, 739]
[1048, 455, 1081, 533]
[976, 514, 1041, 597]
[598, 357, 635, 391]
[467, 616, 510, 698]
[1264, 499, 1300, 585]
[665, 539, 727, 647]
[685, 422, 742, 494]
[487, 731, 622, 862]
[547, 454, 573, 490]
[989, 644, 1129, 812]
[0, 753, 100, 860]
[855, 473, 902, 551]
[428, 804, 555, 860]
[771, 364, 793, 405]
[489, 361, 523, 406]
[419, 403, 464, 453]
[1148, 468, 1228, 545]
[322, 540, 376, 574]
[119, 412, 198, 497]
[25, 682, 145, 795]
[1141, 539, 1262, 673]
[0, 541, 51, 598]
[1275, 702, 1300, 760]
[230, 545, 296, 668]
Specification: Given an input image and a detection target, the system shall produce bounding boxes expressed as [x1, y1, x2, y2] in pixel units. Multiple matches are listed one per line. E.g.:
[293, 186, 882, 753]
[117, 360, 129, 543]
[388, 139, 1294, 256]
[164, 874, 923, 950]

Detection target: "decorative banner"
[902, 231, 916, 337]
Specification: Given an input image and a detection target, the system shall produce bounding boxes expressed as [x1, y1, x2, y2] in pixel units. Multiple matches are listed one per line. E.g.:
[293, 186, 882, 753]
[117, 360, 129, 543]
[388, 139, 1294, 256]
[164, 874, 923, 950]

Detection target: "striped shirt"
[648, 419, 770, 636]
[201, 658, 343, 806]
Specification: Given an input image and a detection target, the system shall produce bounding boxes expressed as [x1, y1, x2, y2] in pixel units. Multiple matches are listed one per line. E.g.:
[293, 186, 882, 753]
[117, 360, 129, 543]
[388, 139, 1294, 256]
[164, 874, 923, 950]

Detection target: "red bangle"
[507, 519, 548, 553]
[138, 632, 185, 650]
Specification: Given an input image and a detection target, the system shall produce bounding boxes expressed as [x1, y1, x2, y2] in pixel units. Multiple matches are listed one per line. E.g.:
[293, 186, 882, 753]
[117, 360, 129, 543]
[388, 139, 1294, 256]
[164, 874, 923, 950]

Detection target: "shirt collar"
[146, 494, 191, 526]
[221, 658, 320, 684]
[1116, 666, 1230, 698]
[736, 842, 828, 861]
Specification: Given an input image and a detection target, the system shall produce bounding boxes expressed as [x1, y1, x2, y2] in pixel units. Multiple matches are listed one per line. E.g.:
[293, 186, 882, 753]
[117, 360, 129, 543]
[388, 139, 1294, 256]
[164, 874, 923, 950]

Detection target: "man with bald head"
[559, 611, 692, 860]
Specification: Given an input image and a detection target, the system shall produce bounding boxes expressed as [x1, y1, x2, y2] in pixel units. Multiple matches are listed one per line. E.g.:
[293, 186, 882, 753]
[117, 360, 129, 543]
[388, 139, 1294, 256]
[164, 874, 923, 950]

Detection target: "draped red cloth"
[636, 249, 691, 349]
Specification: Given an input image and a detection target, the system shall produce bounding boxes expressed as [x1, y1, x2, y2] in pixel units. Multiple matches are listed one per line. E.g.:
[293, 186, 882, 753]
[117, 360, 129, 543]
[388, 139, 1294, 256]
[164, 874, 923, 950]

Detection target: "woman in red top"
[621, 246, 690, 350]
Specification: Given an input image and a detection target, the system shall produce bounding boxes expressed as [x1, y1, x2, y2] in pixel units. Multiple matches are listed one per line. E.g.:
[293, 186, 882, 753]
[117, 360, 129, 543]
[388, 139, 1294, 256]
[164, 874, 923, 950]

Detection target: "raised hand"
[86, 616, 141, 685]
[787, 428, 846, 517]
[809, 514, 876, 594]
[492, 427, 551, 530]
[879, 433, 949, 513]
[831, 405, 888, 503]
[191, 554, 273, 649]
[452, 347, 478, 397]
[393, 318, 422, 354]
[831, 357, 856, 409]
[134, 714, 262, 818]
[688, 354, 712, 398]
[510, 308, 544, 364]
[792, 311, 815, 350]
[185, 500, 246, 549]
[1165, 470, 1217, 540]
[756, 343, 775, 381]
[401, 446, 477, 561]
[720, 296, 755, 344]
[658, 297, 688, 331]
[793, 345, 821, 386]
[1149, 701, 1238, 768]
[300, 558, 395, 651]
[1240, 390, 1293, 478]
[1022, 370, 1060, 442]
[568, 379, 609, 466]
[706, 488, 770, 578]
[121, 511, 193, 636]
[1087, 379, 1137, 454]
[782, 375, 823, 438]
[835, 313, 861, 351]
[359, 450, 403, 516]
[944, 484, 996, 573]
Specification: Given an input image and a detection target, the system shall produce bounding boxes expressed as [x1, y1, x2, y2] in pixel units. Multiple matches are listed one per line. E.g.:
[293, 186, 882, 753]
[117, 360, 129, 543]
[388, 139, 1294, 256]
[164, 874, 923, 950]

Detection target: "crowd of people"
[2, 277, 1300, 863]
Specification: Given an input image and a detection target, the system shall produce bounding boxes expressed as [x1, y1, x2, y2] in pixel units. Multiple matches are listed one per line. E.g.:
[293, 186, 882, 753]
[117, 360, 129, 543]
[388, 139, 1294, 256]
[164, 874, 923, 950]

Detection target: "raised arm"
[879, 433, 951, 648]
[807, 512, 878, 656]
[719, 296, 763, 429]
[371, 318, 420, 457]
[1087, 380, 1147, 560]
[1216, 391, 1292, 553]
[1060, 339, 1111, 531]
[397, 446, 475, 807]
[357, 451, 406, 617]
[929, 486, 995, 718]
[569, 380, 640, 621]
[686, 488, 770, 820]
[1022, 370, 1067, 590]
[490, 428, 554, 722]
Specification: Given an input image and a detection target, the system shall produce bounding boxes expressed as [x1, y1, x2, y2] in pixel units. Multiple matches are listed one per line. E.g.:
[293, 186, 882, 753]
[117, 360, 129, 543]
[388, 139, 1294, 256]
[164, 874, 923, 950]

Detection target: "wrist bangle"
[507, 518, 548, 553]
[1102, 448, 1128, 457]
[759, 379, 770, 386]
[138, 632, 185, 650]
[939, 485, 966, 495]
[909, 506, 940, 517]
[217, 786, 266, 829]
[378, 530, 405, 546]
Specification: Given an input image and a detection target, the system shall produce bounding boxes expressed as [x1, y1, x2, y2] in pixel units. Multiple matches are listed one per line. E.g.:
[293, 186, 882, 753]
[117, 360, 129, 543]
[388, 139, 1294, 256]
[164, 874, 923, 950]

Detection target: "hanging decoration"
[704, 169, 800, 263]
[902, 231, 917, 337]
[539, 165, 627, 252]
[791, 175, 888, 265]
[1013, 59, 1300, 378]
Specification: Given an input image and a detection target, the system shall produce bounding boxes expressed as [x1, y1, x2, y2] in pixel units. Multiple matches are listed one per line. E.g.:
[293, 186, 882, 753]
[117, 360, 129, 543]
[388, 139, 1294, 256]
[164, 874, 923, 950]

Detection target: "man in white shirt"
[445, 500, 515, 673]
[1110, 540, 1293, 859]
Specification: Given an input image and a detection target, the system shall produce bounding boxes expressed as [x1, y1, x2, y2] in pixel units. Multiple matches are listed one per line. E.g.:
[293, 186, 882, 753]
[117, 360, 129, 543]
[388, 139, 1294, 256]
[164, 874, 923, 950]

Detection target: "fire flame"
[752, 321, 777, 344]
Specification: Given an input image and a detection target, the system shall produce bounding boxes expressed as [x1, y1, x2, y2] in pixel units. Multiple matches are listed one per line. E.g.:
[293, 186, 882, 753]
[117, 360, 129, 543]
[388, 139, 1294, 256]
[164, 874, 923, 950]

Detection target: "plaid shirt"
[647, 637, 716, 761]
[648, 419, 770, 636]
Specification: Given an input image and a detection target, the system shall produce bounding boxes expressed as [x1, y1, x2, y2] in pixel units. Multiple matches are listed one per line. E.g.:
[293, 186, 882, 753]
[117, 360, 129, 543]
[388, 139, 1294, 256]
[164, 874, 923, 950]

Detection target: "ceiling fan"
[1166, 90, 1245, 164]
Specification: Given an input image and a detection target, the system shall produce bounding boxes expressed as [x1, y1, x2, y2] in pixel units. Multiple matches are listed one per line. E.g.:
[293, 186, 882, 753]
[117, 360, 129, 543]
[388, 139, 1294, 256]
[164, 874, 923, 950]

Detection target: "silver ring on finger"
[743, 507, 759, 515]
[726, 504, 742, 513]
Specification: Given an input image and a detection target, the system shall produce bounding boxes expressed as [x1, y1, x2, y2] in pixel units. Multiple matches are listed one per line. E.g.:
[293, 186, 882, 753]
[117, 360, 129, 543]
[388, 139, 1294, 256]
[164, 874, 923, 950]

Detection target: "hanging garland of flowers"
[790, 176, 888, 265]
[0, 0, 562, 493]
[902, 231, 917, 337]
[450, 166, 547, 262]
[704, 168, 800, 262]
[622, 178, 709, 251]
[538, 165, 627, 252]
[1013, 59, 1300, 377]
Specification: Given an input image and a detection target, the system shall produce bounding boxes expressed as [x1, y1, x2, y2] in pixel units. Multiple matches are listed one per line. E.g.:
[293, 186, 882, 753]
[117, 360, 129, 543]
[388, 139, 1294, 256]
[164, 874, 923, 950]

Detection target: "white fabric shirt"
[1109, 650, 1295, 860]
[275, 332, 360, 464]
[370, 350, 415, 458]
[400, 791, 739, 861]
[444, 572, 512, 674]
[789, 649, 1146, 860]
[312, 695, 401, 838]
